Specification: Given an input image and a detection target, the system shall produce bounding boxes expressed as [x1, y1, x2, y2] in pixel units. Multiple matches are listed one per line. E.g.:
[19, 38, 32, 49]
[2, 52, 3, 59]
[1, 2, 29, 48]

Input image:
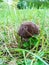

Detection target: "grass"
[0, 2, 49, 65]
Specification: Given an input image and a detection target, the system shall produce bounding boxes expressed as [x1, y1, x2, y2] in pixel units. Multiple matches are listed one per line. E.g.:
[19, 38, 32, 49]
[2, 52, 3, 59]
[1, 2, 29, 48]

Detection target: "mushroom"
[18, 22, 40, 41]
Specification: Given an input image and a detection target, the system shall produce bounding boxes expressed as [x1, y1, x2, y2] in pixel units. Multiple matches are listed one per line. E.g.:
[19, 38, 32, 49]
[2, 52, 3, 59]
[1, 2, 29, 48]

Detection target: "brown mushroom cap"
[18, 22, 40, 39]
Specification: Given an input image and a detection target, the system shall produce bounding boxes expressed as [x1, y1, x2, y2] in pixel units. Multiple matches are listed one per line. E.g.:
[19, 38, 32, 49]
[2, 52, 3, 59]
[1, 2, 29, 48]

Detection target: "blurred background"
[0, 0, 49, 9]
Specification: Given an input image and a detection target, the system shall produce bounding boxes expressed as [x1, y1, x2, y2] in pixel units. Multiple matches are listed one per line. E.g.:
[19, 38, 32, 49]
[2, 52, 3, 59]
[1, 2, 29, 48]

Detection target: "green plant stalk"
[23, 51, 27, 65]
